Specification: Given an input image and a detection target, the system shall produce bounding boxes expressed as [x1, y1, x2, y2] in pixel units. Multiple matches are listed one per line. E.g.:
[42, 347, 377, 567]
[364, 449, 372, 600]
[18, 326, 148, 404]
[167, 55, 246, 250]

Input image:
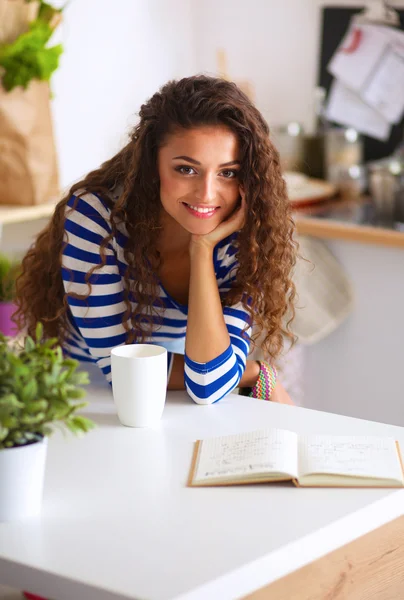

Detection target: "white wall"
[4, 0, 404, 425]
[1, 0, 197, 254]
[51, 0, 197, 191]
[190, 0, 404, 425]
[191, 0, 404, 132]
[305, 241, 404, 426]
[192, 0, 319, 131]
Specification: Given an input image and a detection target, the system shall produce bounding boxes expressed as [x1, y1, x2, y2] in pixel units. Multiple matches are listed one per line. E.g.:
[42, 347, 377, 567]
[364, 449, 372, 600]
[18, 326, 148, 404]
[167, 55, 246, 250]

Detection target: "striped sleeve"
[61, 193, 174, 383]
[184, 238, 251, 405]
[61, 193, 129, 382]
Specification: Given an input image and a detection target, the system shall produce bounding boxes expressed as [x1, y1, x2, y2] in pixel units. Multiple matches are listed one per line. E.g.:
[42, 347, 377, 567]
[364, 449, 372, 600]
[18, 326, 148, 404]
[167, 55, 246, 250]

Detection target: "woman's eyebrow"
[172, 155, 241, 167]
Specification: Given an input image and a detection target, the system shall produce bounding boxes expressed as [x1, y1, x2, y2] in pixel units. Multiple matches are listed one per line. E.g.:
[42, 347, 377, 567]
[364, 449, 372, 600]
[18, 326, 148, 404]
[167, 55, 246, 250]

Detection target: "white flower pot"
[0, 437, 48, 522]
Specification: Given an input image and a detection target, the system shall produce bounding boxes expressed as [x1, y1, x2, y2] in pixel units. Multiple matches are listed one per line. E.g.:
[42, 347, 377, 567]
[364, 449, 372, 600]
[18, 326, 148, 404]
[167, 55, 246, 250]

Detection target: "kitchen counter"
[295, 195, 404, 426]
[2, 196, 403, 249]
[294, 196, 404, 249]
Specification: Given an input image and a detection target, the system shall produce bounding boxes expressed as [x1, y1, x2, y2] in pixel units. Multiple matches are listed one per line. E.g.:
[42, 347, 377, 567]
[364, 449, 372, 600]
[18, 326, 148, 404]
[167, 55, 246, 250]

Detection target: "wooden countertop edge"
[245, 514, 404, 600]
[295, 215, 404, 249]
[1, 201, 404, 250]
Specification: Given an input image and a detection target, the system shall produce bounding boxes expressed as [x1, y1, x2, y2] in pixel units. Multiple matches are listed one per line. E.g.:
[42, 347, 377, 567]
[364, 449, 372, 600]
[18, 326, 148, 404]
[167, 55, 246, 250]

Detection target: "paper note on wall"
[326, 80, 391, 141]
[328, 24, 393, 92]
[361, 45, 404, 124]
[326, 23, 404, 139]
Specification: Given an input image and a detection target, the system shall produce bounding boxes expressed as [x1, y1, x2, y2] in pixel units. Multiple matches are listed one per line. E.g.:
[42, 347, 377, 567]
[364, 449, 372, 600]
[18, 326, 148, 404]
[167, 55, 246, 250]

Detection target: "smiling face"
[157, 125, 241, 236]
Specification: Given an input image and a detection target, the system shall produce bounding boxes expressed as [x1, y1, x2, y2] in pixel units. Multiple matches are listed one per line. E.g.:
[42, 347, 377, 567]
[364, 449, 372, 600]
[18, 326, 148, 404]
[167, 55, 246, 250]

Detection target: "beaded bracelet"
[248, 361, 277, 401]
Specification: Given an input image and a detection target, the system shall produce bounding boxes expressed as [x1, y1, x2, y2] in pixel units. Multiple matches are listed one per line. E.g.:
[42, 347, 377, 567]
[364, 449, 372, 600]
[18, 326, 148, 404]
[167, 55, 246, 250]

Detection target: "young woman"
[15, 75, 296, 404]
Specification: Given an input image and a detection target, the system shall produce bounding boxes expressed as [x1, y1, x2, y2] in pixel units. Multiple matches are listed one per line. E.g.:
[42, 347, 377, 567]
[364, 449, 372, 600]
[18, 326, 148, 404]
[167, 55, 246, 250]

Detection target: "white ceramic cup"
[111, 344, 168, 427]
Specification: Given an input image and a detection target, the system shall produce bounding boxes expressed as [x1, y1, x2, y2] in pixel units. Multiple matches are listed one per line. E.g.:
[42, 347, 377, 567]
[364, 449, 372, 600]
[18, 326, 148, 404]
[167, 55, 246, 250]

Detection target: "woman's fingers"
[271, 382, 295, 405]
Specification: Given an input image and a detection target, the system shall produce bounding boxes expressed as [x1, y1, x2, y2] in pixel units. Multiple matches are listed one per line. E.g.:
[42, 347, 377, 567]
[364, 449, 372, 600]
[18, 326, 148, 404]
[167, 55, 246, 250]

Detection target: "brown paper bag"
[0, 0, 59, 206]
[0, 0, 39, 44]
[0, 81, 60, 205]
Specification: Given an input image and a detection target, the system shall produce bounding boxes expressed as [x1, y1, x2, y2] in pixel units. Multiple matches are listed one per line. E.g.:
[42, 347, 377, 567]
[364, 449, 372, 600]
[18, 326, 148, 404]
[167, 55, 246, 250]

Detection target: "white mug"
[111, 344, 168, 427]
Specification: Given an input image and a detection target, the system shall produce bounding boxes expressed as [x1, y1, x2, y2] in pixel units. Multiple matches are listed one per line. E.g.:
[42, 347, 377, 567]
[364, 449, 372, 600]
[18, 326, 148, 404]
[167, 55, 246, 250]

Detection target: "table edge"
[172, 488, 404, 600]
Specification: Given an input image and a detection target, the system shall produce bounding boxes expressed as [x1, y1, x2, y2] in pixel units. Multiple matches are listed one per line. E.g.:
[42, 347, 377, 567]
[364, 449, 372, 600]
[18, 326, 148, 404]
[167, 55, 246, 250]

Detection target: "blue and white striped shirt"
[61, 192, 251, 404]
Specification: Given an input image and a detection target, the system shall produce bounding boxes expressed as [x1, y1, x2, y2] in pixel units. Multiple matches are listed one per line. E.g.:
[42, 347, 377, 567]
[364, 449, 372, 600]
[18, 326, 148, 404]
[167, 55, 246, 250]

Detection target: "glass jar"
[271, 122, 304, 172]
[369, 154, 404, 227]
[325, 127, 364, 193]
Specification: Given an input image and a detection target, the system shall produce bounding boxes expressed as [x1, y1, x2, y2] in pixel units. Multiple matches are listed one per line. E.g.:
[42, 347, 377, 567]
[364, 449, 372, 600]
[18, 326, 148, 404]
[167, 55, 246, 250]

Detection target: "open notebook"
[188, 428, 404, 488]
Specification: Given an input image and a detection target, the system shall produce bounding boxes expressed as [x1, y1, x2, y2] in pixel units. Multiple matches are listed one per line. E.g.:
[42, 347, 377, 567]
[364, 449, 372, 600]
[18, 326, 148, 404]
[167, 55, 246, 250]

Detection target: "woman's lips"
[183, 203, 220, 219]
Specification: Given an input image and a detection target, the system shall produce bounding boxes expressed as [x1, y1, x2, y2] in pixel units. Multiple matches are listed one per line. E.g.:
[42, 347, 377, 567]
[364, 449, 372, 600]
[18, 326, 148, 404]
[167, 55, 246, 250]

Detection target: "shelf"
[0, 200, 58, 226]
[293, 196, 404, 250]
[295, 216, 404, 249]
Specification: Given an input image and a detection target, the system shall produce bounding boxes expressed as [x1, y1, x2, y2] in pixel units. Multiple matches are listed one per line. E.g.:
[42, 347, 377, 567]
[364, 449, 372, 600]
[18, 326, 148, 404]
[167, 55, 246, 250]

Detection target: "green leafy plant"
[0, 255, 21, 303]
[0, 1, 64, 92]
[0, 323, 94, 449]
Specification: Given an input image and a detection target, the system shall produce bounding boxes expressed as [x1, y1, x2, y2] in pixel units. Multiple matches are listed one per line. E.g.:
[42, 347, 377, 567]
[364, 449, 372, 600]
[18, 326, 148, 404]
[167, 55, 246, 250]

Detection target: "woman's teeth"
[187, 204, 217, 213]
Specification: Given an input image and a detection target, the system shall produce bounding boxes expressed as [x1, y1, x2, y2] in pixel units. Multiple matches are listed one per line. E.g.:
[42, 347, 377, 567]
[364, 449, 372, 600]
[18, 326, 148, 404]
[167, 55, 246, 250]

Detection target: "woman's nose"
[195, 175, 216, 203]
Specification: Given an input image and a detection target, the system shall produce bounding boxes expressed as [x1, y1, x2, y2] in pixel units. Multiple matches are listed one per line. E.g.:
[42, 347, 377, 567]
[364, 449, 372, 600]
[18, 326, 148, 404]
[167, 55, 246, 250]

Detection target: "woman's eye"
[221, 170, 238, 179]
[176, 166, 196, 175]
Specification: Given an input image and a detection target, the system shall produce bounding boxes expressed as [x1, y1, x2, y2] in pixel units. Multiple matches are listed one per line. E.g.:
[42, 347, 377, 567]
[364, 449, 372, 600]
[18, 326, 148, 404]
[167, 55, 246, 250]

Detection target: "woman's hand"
[271, 381, 295, 405]
[190, 188, 246, 252]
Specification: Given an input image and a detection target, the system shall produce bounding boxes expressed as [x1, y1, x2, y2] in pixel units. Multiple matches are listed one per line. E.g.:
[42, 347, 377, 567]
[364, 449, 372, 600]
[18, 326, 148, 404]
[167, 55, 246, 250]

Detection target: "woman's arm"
[186, 243, 231, 362]
[62, 192, 174, 385]
[170, 352, 293, 404]
[184, 243, 250, 403]
[271, 381, 294, 405]
[62, 193, 127, 382]
[183, 199, 252, 404]
[168, 354, 260, 390]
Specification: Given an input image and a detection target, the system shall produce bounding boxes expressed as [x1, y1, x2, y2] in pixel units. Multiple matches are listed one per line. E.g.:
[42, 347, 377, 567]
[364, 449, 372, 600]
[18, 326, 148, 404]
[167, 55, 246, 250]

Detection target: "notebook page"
[298, 435, 403, 481]
[193, 428, 298, 484]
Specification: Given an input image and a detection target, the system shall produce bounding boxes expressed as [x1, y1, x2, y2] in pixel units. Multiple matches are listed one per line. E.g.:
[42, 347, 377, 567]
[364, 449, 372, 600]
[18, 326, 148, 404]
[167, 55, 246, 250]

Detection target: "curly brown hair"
[15, 75, 296, 361]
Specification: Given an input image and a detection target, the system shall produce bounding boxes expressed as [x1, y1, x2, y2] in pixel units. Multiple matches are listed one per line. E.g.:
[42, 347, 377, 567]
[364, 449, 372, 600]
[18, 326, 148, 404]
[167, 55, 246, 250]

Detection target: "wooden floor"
[245, 515, 404, 600]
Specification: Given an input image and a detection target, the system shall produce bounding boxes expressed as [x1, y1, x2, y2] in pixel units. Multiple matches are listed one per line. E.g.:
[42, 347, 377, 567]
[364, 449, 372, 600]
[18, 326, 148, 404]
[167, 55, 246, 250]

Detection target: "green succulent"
[0, 323, 94, 449]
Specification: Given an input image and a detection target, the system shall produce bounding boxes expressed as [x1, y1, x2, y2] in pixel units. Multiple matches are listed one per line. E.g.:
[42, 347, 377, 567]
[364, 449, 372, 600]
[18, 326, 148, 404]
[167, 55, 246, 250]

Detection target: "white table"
[1, 384, 404, 600]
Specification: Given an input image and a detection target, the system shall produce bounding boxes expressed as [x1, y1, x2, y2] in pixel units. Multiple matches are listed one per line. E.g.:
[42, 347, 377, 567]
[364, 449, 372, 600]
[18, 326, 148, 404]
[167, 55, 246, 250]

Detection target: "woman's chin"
[184, 221, 218, 236]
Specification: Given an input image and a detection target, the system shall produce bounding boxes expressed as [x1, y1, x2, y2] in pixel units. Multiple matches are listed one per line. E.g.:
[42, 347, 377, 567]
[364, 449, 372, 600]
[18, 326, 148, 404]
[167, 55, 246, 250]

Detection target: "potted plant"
[0, 323, 94, 522]
[0, 253, 21, 336]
